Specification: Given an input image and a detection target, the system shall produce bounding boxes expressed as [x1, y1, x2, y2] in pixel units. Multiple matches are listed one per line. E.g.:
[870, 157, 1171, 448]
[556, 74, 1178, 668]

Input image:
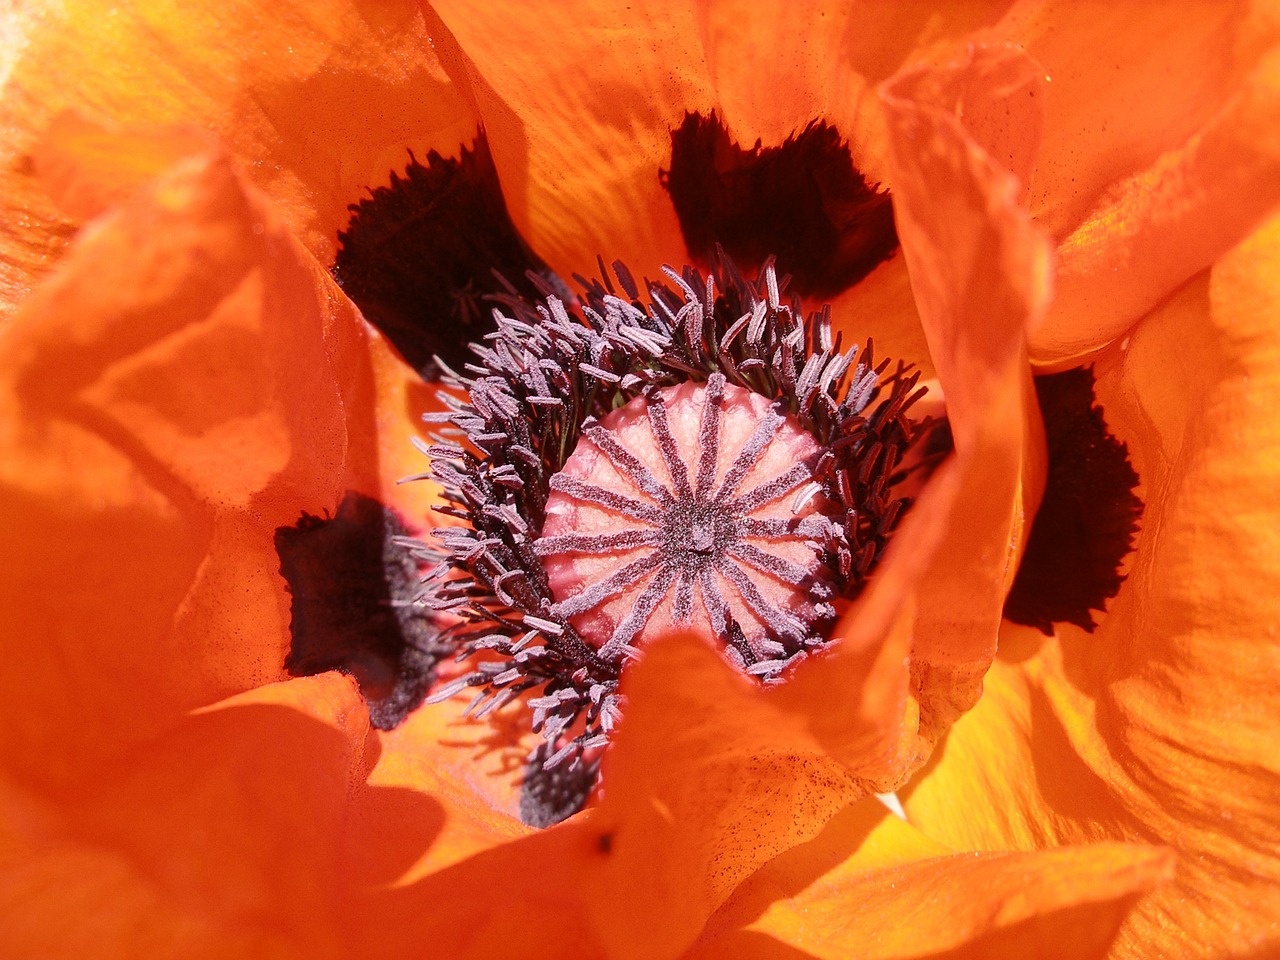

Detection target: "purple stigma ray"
[533, 529, 663, 555]
[693, 373, 726, 499]
[550, 551, 666, 619]
[546, 475, 666, 524]
[645, 396, 693, 499]
[581, 421, 676, 505]
[697, 567, 730, 637]
[727, 462, 817, 514]
[714, 411, 787, 502]
[671, 570, 696, 623]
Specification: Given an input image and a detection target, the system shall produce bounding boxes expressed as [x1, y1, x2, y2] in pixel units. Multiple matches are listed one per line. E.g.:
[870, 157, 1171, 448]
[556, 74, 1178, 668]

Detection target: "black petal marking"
[276, 491, 442, 730]
[1004, 368, 1144, 634]
[333, 130, 551, 379]
[661, 112, 899, 299]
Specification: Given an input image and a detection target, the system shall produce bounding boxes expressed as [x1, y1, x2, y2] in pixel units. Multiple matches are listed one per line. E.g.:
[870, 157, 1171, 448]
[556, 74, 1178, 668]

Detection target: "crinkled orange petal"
[0, 0, 473, 313]
[879, 47, 1049, 739]
[689, 832, 1173, 960]
[425, 0, 712, 284]
[986, 0, 1279, 240]
[0, 673, 372, 960]
[328, 693, 607, 958]
[32, 111, 218, 222]
[568, 632, 875, 960]
[906, 212, 1280, 956]
[0, 125, 379, 786]
[1034, 46, 1280, 366]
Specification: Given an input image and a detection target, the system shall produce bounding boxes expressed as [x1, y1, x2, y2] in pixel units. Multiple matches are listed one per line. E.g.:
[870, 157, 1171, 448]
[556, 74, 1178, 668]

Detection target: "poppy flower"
[2, 3, 1278, 960]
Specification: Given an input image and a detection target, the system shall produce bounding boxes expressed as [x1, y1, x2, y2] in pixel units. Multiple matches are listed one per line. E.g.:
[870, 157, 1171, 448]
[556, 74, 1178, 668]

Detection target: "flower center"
[536, 372, 838, 664]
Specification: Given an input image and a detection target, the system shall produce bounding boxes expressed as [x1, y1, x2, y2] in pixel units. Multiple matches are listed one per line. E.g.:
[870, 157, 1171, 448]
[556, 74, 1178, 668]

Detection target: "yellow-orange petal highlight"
[690, 840, 1173, 960]
[905, 212, 1280, 957]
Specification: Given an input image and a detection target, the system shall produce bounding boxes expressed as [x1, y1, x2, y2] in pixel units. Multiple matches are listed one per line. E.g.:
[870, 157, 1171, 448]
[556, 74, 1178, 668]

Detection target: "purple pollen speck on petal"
[275, 491, 445, 730]
[333, 129, 554, 379]
[1004, 367, 1144, 634]
[661, 111, 899, 299]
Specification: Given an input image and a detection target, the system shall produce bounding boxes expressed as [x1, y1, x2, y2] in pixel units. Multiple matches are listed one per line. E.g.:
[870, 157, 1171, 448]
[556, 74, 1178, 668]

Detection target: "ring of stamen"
[413, 255, 927, 824]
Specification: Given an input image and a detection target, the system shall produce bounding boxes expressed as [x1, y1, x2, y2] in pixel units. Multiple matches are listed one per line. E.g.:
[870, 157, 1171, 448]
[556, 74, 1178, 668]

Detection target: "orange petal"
[570, 633, 862, 959]
[32, 111, 217, 221]
[988, 1, 1279, 240]
[694, 0, 851, 145]
[1034, 46, 1280, 366]
[879, 48, 1050, 739]
[690, 835, 1173, 960]
[344, 686, 534, 887]
[906, 211, 1280, 955]
[340, 817, 604, 959]
[426, 0, 711, 282]
[0, 126, 379, 785]
[691, 0, 888, 180]
[366, 328, 449, 523]
[0, 673, 373, 960]
[0, 0, 474, 311]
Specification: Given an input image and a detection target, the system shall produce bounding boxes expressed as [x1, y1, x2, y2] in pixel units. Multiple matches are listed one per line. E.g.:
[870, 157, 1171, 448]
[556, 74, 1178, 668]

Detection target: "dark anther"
[597, 832, 614, 855]
[333, 129, 552, 379]
[661, 111, 898, 299]
[519, 743, 600, 828]
[275, 491, 443, 729]
[1004, 368, 1144, 634]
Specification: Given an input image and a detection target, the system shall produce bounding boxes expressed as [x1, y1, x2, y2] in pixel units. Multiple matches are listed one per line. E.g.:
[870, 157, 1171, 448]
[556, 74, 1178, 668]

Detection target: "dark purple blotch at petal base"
[520, 743, 600, 829]
[333, 130, 552, 379]
[661, 111, 899, 299]
[276, 491, 442, 730]
[1004, 368, 1144, 634]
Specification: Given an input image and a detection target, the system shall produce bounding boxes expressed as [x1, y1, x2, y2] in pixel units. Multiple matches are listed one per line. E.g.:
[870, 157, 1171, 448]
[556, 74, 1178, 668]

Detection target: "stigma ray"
[538, 374, 838, 658]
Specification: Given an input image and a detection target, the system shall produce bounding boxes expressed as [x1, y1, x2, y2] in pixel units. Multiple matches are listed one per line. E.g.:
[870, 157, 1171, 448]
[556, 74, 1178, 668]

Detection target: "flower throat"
[414, 253, 927, 824]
